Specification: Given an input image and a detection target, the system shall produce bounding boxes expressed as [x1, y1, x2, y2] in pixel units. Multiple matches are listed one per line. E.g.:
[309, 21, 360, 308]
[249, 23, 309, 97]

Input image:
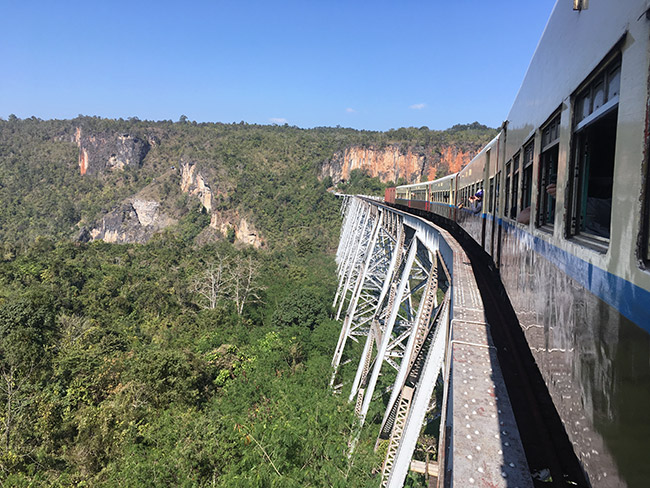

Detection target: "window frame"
[510, 153, 520, 220]
[536, 111, 561, 230]
[566, 53, 621, 251]
[520, 140, 535, 212]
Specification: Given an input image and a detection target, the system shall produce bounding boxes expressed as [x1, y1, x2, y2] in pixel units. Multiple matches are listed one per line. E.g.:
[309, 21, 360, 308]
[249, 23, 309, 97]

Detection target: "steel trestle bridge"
[331, 195, 532, 488]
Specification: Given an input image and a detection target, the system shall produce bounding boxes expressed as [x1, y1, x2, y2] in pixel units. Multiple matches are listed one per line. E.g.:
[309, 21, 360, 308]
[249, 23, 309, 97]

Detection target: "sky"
[0, 0, 557, 131]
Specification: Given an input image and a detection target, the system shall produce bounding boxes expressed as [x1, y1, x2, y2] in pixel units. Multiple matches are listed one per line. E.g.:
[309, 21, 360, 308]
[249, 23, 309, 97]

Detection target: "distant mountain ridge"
[0, 117, 496, 251]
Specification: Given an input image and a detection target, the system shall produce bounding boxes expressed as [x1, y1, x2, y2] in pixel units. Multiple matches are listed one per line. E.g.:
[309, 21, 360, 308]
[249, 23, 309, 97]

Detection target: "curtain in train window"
[569, 58, 620, 245]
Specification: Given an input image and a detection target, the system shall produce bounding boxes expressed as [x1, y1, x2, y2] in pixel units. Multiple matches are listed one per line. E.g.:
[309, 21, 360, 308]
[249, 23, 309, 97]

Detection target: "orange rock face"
[79, 148, 89, 175]
[340, 145, 424, 183]
[440, 145, 472, 174]
[321, 144, 480, 185]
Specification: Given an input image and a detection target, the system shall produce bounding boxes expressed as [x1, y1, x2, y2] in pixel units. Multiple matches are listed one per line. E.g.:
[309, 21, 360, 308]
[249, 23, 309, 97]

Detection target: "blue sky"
[0, 1, 556, 131]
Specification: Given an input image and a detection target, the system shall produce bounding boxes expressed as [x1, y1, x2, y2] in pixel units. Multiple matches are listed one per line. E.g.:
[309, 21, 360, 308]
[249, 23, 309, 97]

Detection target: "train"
[385, 2, 650, 486]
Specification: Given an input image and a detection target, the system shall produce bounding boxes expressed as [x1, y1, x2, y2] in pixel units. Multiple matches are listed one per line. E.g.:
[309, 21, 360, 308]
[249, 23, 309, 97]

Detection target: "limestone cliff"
[210, 211, 264, 249]
[320, 144, 477, 185]
[75, 127, 150, 175]
[79, 198, 176, 244]
[180, 162, 214, 212]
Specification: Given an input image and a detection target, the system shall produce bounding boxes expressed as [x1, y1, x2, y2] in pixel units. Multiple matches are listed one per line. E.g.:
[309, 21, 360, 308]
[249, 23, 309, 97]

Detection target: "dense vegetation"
[0, 116, 495, 486]
[0, 226, 394, 486]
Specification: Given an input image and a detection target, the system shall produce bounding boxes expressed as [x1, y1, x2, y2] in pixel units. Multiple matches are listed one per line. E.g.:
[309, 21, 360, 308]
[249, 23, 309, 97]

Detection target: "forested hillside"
[0, 116, 495, 486]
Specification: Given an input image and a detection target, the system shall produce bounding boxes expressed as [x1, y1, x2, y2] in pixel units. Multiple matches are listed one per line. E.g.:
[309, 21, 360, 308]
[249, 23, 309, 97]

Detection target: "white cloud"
[346, 107, 356, 113]
[269, 117, 288, 124]
[409, 103, 426, 110]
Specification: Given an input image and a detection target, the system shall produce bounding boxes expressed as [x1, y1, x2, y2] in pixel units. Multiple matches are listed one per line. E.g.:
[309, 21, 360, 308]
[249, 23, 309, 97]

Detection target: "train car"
[455, 135, 500, 247]
[384, 186, 396, 205]
[386, 2, 650, 486]
[427, 173, 457, 220]
[394, 181, 429, 211]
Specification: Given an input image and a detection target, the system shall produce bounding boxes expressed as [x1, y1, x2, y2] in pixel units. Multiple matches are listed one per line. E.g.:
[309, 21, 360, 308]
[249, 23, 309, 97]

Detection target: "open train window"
[537, 112, 560, 229]
[568, 56, 620, 249]
[495, 171, 501, 215]
[504, 161, 512, 219]
[488, 177, 495, 213]
[510, 153, 520, 219]
[521, 140, 534, 212]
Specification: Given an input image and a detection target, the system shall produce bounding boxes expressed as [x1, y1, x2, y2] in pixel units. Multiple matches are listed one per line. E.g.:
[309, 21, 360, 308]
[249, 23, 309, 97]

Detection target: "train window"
[488, 177, 495, 213]
[504, 161, 512, 219]
[521, 141, 534, 211]
[511, 153, 520, 219]
[495, 171, 501, 215]
[537, 113, 561, 228]
[568, 56, 620, 246]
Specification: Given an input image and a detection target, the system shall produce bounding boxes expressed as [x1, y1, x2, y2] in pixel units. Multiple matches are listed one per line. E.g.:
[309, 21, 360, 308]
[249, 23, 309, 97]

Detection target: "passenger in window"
[517, 184, 556, 225]
[546, 183, 556, 198]
[469, 190, 483, 214]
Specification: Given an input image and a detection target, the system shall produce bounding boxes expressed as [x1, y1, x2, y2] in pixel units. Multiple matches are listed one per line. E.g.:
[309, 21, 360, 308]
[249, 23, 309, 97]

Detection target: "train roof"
[396, 172, 458, 190]
[458, 133, 501, 176]
[429, 173, 457, 183]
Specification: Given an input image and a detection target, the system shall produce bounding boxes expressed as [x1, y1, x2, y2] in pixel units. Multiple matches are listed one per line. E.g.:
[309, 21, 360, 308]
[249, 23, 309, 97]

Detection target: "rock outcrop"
[76, 127, 150, 175]
[80, 198, 175, 244]
[210, 211, 264, 249]
[320, 144, 477, 185]
[180, 162, 214, 212]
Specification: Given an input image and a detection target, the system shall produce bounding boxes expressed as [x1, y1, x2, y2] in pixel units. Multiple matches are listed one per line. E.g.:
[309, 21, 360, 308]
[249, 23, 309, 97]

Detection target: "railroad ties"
[331, 195, 533, 488]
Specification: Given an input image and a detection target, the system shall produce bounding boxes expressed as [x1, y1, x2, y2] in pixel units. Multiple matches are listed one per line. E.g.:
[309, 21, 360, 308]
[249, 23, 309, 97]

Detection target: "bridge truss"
[331, 196, 533, 488]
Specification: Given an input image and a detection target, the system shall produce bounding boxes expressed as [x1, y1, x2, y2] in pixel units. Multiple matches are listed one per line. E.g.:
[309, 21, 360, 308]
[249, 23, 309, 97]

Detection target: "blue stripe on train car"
[498, 218, 650, 335]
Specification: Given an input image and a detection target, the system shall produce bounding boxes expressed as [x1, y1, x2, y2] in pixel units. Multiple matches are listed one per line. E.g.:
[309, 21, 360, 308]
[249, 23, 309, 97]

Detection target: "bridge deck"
[436, 223, 532, 487]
